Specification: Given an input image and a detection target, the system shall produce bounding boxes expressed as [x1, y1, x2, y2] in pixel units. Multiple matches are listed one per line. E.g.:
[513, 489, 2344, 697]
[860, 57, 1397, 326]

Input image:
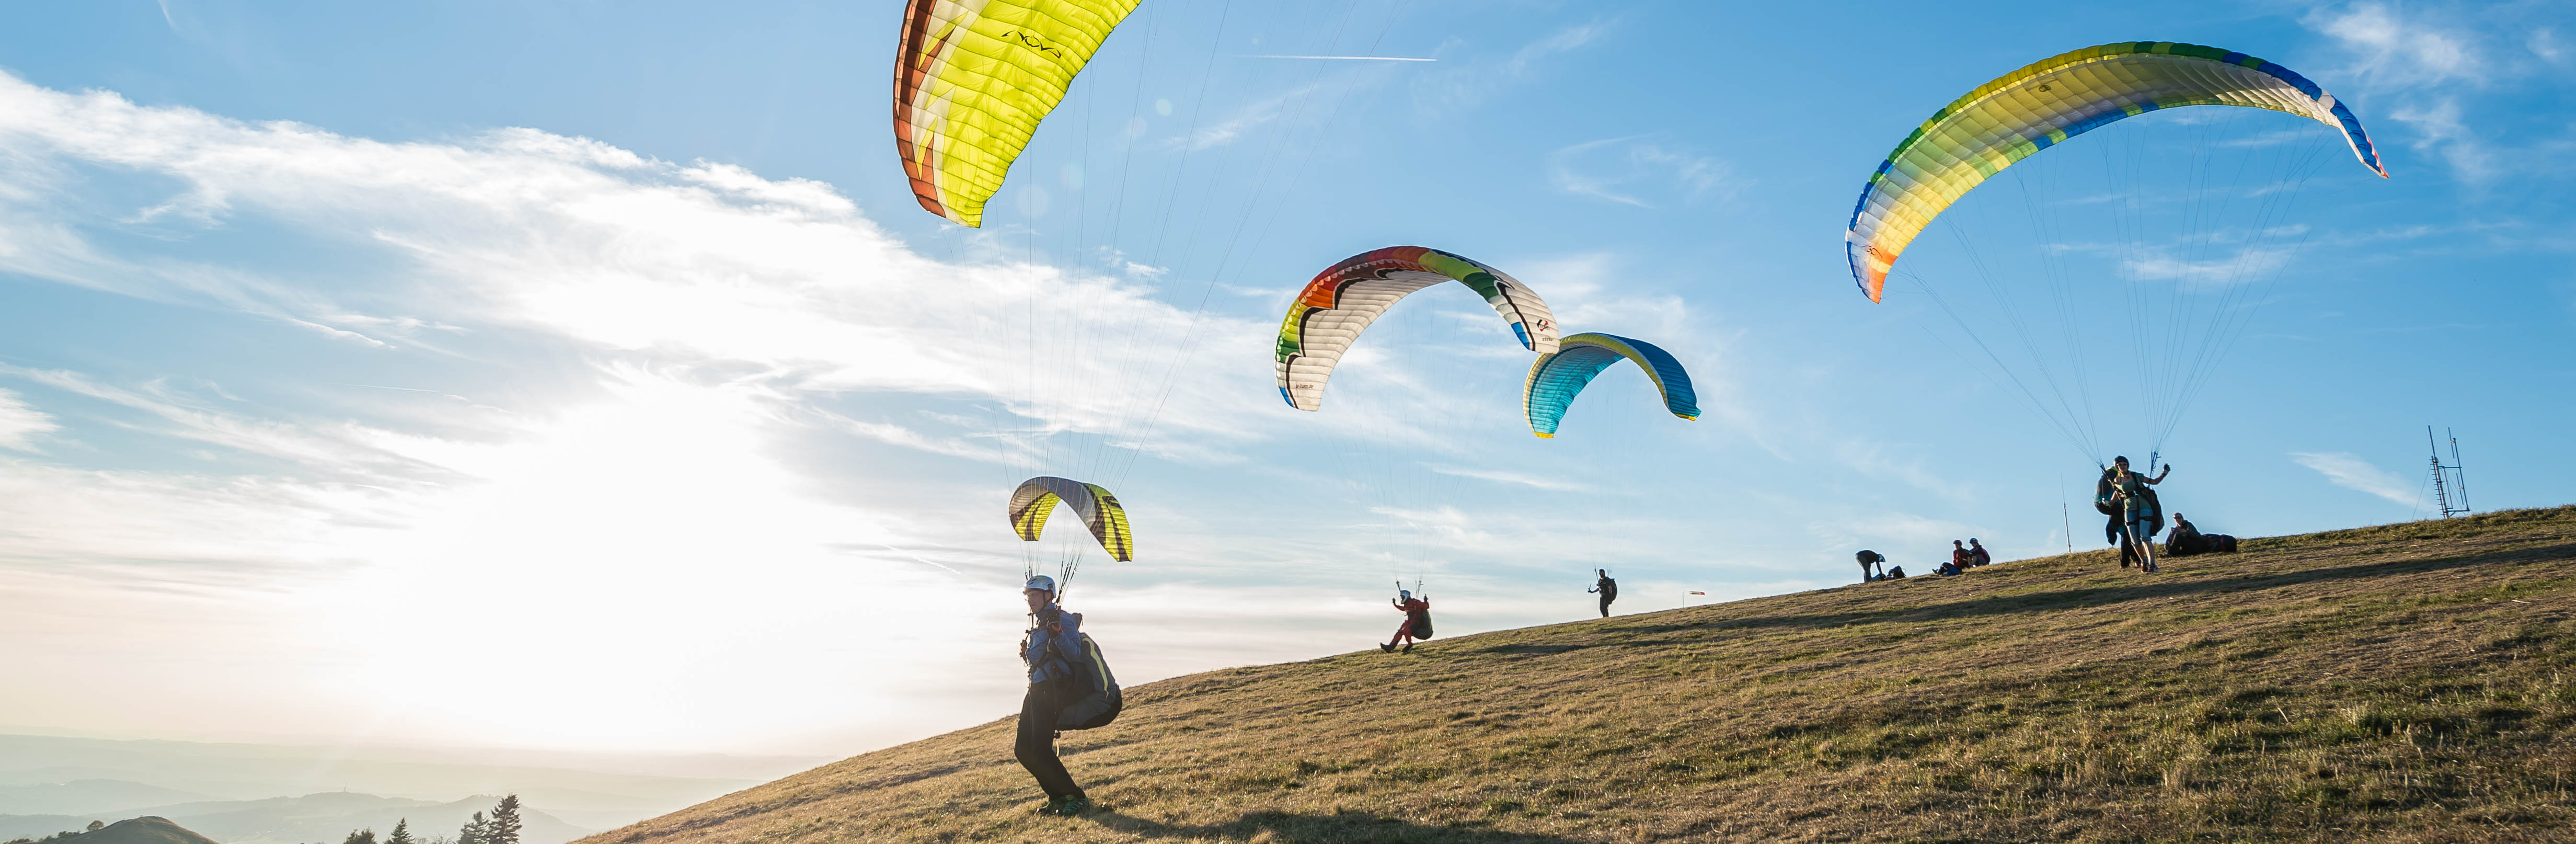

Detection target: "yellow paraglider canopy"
[893, 0, 1141, 227]
[1008, 476, 1133, 562]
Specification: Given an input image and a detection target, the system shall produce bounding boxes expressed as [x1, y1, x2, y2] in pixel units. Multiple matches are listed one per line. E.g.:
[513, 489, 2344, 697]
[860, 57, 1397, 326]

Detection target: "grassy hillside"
[586, 507, 2576, 843]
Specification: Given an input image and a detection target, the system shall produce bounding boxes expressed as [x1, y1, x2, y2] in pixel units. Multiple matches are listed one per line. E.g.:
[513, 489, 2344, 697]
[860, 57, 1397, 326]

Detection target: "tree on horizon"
[385, 819, 416, 844]
[455, 811, 489, 844]
[340, 829, 376, 844]
[486, 795, 523, 844]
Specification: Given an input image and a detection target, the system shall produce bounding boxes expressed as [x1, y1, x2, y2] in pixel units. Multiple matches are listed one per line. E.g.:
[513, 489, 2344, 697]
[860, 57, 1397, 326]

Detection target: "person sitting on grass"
[2165, 512, 2205, 556]
[1951, 540, 1975, 572]
[1970, 538, 1992, 567]
[1381, 589, 1432, 653]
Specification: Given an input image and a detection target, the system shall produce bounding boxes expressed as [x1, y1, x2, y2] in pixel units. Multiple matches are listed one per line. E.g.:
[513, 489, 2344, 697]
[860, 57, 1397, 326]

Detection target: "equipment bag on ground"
[1055, 633, 1123, 730]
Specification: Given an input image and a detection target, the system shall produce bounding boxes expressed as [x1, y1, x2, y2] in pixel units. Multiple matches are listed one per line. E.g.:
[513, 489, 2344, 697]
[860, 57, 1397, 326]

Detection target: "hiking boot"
[1378, 643, 1395, 653]
[1054, 795, 1092, 816]
[1400, 643, 1413, 653]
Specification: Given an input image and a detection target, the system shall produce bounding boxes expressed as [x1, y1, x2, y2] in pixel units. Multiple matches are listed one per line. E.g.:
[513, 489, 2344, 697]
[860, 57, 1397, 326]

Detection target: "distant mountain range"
[0, 792, 585, 844]
[0, 782, 216, 818]
[8, 816, 221, 844]
[0, 733, 823, 835]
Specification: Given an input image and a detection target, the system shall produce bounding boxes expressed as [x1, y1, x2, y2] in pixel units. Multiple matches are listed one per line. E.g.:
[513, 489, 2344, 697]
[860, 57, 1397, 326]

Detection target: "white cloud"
[1166, 82, 1324, 152]
[0, 364, 427, 478]
[2290, 451, 2420, 507]
[2301, 2, 2576, 184]
[0, 73, 1290, 461]
[1548, 136, 1739, 209]
[0, 390, 58, 451]
[2311, 3, 2485, 87]
[2123, 247, 2294, 287]
[2387, 97, 2497, 183]
[1415, 20, 1615, 115]
[1428, 463, 1590, 492]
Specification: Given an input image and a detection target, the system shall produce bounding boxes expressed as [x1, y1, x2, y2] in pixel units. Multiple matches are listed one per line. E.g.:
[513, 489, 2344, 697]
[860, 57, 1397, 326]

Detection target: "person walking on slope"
[2102, 457, 2171, 573]
[1588, 569, 1619, 617]
[1015, 575, 1091, 816]
[1969, 538, 1992, 567]
[1382, 589, 1432, 653]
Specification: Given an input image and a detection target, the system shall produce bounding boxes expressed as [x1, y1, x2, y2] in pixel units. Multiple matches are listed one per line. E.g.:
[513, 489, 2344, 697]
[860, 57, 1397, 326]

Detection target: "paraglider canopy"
[1274, 246, 1560, 412]
[1523, 332, 1699, 438]
[1844, 41, 2387, 302]
[893, 0, 1142, 227]
[1008, 476, 1134, 562]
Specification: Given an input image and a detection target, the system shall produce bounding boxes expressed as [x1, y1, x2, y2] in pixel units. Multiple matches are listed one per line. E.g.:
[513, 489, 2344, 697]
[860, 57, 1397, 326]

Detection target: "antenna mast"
[2428, 426, 2470, 518]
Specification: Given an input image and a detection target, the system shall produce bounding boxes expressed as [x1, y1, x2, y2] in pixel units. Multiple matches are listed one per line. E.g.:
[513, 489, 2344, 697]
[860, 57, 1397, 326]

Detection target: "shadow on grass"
[1467, 541, 2576, 657]
[1085, 808, 1582, 842]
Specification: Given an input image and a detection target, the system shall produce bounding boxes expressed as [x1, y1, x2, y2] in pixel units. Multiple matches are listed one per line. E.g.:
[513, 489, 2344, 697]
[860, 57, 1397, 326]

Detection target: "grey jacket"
[1022, 605, 1085, 684]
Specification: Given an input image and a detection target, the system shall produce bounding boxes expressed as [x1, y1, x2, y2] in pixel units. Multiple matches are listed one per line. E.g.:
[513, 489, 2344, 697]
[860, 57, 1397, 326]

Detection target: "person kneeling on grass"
[1016, 575, 1091, 816]
[1381, 589, 1432, 653]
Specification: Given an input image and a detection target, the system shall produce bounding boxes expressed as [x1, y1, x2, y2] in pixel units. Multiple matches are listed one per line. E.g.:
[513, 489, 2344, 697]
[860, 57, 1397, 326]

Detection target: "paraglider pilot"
[1016, 575, 1091, 815]
[2099, 457, 2170, 571]
[1382, 588, 1432, 653]
[1588, 569, 1618, 617]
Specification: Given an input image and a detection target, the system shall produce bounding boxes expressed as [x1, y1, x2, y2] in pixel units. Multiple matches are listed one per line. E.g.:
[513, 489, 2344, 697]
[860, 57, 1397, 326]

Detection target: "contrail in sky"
[1240, 54, 1436, 61]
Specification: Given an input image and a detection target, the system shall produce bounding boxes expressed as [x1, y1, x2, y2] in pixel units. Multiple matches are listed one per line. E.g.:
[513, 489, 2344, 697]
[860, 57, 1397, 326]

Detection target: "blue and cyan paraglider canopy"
[1523, 333, 1699, 438]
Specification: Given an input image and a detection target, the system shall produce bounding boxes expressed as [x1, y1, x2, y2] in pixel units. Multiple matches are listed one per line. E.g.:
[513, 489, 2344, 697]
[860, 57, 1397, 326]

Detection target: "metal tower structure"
[2428, 427, 2470, 518]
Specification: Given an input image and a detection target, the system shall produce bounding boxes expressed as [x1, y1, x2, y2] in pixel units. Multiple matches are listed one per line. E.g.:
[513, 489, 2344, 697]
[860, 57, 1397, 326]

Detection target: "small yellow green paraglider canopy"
[1008, 476, 1133, 562]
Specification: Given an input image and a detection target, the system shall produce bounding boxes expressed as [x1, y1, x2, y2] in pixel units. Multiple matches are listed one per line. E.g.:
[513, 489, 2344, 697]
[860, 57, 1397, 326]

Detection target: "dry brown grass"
[584, 507, 2576, 842]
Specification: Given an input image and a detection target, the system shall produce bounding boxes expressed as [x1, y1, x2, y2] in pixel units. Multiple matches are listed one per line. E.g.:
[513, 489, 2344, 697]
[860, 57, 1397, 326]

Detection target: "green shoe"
[1055, 795, 1092, 816]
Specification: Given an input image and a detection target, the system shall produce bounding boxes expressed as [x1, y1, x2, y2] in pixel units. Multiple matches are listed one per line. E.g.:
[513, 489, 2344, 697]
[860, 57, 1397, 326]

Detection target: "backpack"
[1886, 565, 1906, 579]
[1408, 611, 1434, 640]
[1600, 578, 1618, 601]
[1054, 633, 1123, 730]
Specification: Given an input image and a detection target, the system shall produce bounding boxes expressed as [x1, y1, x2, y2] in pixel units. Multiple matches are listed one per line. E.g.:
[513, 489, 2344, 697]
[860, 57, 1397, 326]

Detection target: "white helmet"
[1024, 575, 1056, 593]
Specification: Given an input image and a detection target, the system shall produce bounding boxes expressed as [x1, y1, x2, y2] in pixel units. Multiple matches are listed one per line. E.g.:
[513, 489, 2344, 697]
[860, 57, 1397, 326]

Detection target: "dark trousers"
[2107, 516, 2137, 566]
[1015, 679, 1083, 800]
[1598, 595, 1612, 618]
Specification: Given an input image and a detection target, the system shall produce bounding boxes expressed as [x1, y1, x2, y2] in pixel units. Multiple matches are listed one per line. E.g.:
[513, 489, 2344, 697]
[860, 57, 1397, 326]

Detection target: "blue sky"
[0, 1, 2567, 758]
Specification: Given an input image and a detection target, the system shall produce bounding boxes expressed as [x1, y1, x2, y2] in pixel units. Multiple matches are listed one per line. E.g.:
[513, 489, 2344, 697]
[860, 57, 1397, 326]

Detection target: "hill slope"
[586, 507, 2576, 842]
